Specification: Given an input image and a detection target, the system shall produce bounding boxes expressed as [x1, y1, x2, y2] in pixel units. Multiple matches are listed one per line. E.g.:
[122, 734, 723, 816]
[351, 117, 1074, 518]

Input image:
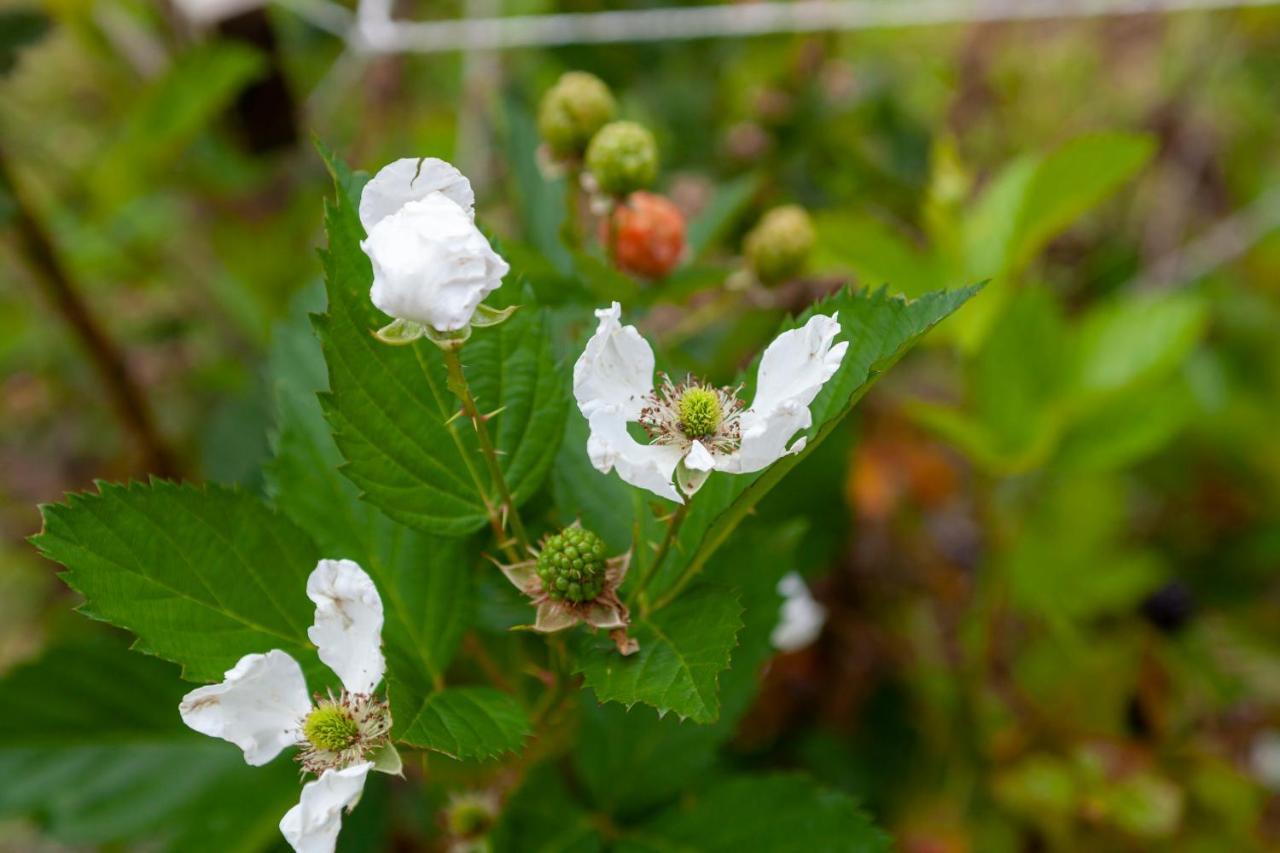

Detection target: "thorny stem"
[441, 346, 532, 557]
[632, 501, 690, 614]
[0, 141, 180, 478]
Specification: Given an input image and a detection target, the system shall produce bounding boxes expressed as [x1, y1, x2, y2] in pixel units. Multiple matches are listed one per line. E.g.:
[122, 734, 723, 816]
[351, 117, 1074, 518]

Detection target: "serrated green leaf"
[316, 160, 569, 536]
[650, 285, 980, 601]
[572, 522, 806, 817]
[574, 700, 721, 818]
[575, 585, 743, 723]
[393, 686, 530, 760]
[0, 639, 297, 851]
[619, 773, 888, 853]
[33, 482, 318, 683]
[265, 288, 473, 693]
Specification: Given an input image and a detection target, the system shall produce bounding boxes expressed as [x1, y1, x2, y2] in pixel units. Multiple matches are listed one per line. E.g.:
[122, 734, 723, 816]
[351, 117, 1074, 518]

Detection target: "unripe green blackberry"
[678, 386, 721, 438]
[536, 527, 609, 603]
[744, 204, 816, 285]
[586, 121, 658, 196]
[538, 71, 616, 158]
[303, 705, 360, 753]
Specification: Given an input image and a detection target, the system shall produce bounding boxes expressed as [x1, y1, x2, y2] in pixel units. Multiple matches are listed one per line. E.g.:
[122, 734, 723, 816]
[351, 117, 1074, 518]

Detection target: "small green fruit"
[678, 386, 722, 439]
[586, 121, 658, 196]
[537, 526, 608, 603]
[538, 71, 616, 158]
[744, 204, 816, 285]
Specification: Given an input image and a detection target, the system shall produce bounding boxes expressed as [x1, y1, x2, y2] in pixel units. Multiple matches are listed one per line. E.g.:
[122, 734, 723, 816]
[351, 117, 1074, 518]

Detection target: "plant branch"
[0, 141, 180, 478]
[631, 501, 689, 613]
[442, 346, 532, 555]
[560, 165, 582, 250]
[651, 390, 870, 612]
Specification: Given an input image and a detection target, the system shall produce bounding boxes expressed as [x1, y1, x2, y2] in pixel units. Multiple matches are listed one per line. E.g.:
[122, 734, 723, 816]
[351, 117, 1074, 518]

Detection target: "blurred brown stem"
[0, 142, 180, 479]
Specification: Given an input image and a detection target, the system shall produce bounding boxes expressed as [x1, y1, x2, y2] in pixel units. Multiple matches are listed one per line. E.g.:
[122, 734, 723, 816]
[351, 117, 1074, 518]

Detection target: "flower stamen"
[678, 387, 722, 438]
[303, 705, 360, 753]
[297, 691, 391, 775]
[638, 374, 742, 456]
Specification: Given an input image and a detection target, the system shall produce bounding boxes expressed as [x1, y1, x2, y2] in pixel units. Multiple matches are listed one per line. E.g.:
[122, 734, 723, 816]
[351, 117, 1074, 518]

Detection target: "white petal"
[573, 302, 657, 422]
[279, 762, 372, 853]
[359, 157, 474, 232]
[307, 559, 386, 695]
[771, 572, 827, 652]
[684, 440, 715, 471]
[179, 650, 310, 766]
[363, 194, 508, 332]
[721, 313, 848, 474]
[586, 409, 684, 503]
[1251, 731, 1280, 792]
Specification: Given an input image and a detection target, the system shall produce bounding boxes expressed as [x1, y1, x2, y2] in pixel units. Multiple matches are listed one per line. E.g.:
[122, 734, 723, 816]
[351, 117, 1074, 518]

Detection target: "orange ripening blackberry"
[600, 191, 686, 279]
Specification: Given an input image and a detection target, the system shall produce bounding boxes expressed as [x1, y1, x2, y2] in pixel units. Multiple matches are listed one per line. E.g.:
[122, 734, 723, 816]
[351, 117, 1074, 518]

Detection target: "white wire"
[284, 0, 1280, 287]
[345, 0, 1280, 54]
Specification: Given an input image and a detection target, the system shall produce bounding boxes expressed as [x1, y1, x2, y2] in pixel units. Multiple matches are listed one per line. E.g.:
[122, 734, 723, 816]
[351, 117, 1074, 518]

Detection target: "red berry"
[600, 191, 686, 279]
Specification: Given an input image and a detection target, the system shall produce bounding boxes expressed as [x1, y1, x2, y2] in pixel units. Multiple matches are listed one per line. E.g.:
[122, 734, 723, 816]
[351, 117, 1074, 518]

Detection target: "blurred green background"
[3, 1, 1280, 850]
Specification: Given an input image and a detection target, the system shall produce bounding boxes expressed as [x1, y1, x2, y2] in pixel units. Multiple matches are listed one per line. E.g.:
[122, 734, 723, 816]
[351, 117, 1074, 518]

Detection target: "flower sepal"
[675, 453, 714, 497]
[469, 302, 520, 328]
[373, 318, 427, 346]
[374, 303, 517, 350]
[369, 743, 404, 777]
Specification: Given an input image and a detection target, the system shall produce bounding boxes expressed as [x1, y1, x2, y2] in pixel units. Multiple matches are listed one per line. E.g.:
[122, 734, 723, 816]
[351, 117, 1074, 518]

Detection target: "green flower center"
[678, 387, 722, 439]
[303, 705, 360, 753]
[536, 527, 608, 603]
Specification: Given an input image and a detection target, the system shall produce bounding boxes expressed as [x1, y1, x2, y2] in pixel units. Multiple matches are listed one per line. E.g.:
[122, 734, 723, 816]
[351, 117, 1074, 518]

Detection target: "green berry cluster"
[586, 121, 659, 196]
[744, 204, 816, 285]
[536, 527, 608, 603]
[678, 386, 722, 439]
[303, 705, 360, 753]
[537, 71, 616, 158]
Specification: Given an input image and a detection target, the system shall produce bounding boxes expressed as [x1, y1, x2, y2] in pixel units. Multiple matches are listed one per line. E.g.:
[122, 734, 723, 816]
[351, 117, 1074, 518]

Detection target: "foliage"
[5, 7, 1280, 852]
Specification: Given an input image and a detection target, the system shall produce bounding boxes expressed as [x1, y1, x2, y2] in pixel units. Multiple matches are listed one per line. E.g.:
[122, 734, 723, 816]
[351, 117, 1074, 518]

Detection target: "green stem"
[442, 347, 532, 556]
[652, 381, 886, 612]
[560, 165, 582, 250]
[631, 502, 689, 613]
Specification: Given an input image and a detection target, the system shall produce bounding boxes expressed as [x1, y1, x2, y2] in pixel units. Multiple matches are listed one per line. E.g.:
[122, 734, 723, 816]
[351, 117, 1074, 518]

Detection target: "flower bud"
[538, 71, 616, 158]
[599, 191, 686, 279]
[744, 204, 816, 285]
[536, 526, 608, 604]
[444, 791, 499, 839]
[585, 121, 658, 196]
[359, 158, 508, 333]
